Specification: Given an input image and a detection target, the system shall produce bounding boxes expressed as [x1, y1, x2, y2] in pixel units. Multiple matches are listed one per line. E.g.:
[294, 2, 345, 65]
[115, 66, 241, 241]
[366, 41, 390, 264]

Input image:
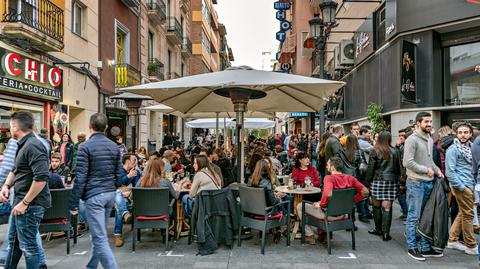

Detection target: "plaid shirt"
[0, 138, 18, 186]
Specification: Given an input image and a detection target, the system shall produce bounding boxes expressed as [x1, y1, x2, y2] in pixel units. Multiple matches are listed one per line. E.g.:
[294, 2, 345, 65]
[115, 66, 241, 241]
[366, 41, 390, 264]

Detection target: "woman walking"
[366, 131, 401, 241]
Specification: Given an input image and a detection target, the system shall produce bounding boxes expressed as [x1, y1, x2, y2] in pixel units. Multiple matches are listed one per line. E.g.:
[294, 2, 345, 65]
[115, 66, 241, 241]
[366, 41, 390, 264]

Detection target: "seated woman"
[137, 158, 181, 200]
[291, 152, 320, 187]
[182, 155, 222, 217]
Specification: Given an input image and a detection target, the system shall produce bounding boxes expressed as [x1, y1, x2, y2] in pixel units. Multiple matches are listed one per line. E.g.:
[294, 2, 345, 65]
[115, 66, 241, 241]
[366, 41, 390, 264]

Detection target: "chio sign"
[466, 0, 480, 4]
[0, 48, 63, 100]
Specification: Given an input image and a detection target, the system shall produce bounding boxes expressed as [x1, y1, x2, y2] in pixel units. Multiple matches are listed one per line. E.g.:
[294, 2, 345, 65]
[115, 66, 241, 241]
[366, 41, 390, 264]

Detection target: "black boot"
[382, 209, 392, 241]
[368, 206, 382, 236]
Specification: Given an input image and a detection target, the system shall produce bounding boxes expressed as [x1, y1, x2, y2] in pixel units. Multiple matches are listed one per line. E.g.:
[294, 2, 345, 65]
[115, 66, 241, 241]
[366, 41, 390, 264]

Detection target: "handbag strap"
[201, 170, 220, 189]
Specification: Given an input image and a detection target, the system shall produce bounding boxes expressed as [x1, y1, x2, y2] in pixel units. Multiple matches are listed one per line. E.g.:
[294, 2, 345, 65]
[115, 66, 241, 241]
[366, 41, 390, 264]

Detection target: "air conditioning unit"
[334, 46, 346, 70]
[339, 40, 354, 66]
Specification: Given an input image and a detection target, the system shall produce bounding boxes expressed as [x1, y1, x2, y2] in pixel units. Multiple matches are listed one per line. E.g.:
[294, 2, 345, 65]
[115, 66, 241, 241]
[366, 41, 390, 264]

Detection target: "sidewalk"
[0, 204, 477, 269]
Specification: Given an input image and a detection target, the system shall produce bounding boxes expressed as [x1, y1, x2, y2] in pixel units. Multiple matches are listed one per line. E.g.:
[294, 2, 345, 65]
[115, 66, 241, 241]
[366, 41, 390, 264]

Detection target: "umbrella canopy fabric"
[186, 118, 275, 129]
[144, 104, 272, 119]
[121, 66, 344, 114]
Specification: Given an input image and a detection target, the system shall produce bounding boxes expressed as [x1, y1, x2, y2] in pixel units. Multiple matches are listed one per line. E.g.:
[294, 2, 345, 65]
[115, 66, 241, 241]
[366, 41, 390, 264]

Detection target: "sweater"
[291, 166, 320, 187]
[190, 169, 221, 197]
[403, 131, 440, 182]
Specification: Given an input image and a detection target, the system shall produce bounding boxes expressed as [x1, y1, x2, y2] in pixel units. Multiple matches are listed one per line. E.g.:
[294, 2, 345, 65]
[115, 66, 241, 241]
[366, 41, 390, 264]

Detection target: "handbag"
[337, 150, 356, 177]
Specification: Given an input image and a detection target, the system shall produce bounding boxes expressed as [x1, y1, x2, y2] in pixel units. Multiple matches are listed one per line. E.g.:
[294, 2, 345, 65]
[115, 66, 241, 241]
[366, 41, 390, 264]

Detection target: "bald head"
[163, 150, 175, 162]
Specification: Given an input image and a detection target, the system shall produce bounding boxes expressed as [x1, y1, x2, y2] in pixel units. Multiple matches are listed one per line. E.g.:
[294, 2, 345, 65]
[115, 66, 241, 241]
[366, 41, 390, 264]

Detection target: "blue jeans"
[85, 192, 118, 269]
[182, 195, 193, 218]
[114, 190, 129, 235]
[4, 206, 45, 269]
[397, 192, 408, 216]
[406, 180, 433, 252]
[78, 200, 86, 225]
[356, 198, 369, 217]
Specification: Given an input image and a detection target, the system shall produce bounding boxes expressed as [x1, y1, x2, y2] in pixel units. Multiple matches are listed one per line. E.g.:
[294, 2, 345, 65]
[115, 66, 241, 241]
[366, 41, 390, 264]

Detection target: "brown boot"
[114, 235, 124, 247]
[123, 212, 132, 224]
[305, 235, 316, 245]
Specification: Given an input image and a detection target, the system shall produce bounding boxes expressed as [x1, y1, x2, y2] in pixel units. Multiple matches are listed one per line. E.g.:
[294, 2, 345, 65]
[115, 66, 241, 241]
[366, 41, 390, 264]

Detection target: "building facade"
[0, 0, 100, 149]
[334, 0, 480, 141]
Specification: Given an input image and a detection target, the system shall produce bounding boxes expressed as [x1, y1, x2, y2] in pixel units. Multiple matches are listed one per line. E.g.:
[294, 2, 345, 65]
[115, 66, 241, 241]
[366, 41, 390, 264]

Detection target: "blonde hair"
[437, 126, 452, 139]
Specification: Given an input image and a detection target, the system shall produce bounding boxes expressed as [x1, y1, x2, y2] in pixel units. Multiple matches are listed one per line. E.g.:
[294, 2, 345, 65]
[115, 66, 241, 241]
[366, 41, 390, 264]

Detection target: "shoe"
[368, 229, 382, 236]
[465, 246, 479, 255]
[273, 230, 282, 244]
[114, 235, 124, 247]
[421, 249, 443, 258]
[382, 233, 392, 241]
[447, 241, 466, 251]
[304, 235, 316, 245]
[123, 212, 133, 224]
[39, 265, 48, 269]
[358, 216, 370, 223]
[407, 248, 425, 261]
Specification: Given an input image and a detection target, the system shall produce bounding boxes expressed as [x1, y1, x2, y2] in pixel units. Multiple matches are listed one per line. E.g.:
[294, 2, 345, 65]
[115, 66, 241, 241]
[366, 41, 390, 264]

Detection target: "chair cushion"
[253, 211, 283, 220]
[136, 215, 169, 221]
[306, 213, 348, 222]
[42, 218, 68, 224]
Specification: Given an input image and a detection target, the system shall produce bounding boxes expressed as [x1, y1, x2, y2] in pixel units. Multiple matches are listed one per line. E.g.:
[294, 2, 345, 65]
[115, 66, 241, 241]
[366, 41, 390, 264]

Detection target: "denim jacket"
[446, 144, 475, 192]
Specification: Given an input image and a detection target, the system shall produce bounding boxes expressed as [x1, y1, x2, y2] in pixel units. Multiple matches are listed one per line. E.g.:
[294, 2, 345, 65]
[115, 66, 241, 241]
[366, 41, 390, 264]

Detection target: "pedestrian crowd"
[0, 110, 479, 268]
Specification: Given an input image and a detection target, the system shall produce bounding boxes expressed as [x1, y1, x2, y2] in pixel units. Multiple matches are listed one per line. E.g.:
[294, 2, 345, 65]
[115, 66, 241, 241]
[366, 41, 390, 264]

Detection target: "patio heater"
[110, 93, 153, 153]
[214, 87, 266, 182]
[309, 0, 338, 134]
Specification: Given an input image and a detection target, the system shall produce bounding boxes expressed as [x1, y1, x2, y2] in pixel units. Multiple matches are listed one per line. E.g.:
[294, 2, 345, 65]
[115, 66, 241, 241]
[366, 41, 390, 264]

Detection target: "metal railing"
[166, 72, 180, 80]
[147, 58, 164, 80]
[2, 0, 64, 42]
[116, 63, 141, 88]
[182, 37, 192, 53]
[166, 17, 183, 42]
[147, 0, 166, 22]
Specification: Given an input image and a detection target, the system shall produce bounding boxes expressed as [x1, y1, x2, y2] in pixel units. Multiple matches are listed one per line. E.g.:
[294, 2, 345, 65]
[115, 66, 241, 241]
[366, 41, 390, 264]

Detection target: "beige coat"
[190, 168, 221, 197]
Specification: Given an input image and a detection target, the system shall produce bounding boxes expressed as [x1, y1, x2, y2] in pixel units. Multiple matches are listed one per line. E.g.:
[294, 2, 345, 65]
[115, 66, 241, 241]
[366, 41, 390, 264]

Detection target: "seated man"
[297, 156, 369, 245]
[50, 152, 69, 188]
[114, 154, 141, 247]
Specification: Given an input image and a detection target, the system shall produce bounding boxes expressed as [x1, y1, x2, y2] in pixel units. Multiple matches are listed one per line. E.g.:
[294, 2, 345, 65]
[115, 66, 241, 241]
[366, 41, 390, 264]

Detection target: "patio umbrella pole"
[215, 112, 219, 149]
[235, 110, 244, 183]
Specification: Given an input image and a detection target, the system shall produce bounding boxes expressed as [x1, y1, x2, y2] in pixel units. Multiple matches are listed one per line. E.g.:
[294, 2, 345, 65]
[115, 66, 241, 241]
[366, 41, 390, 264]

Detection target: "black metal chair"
[131, 187, 175, 252]
[237, 185, 290, 255]
[39, 189, 76, 255]
[301, 188, 356, 254]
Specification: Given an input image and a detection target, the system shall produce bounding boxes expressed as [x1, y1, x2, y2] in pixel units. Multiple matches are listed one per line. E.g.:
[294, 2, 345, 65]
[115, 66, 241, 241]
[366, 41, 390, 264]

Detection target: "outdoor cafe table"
[172, 188, 191, 240]
[275, 185, 322, 241]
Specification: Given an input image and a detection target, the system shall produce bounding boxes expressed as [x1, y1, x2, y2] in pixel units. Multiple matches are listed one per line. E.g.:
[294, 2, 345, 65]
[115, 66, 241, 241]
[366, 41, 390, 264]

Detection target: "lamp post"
[309, 0, 338, 134]
[110, 92, 153, 153]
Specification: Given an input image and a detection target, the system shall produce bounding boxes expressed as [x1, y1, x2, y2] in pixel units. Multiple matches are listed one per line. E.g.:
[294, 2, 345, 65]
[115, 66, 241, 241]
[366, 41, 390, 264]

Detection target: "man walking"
[70, 113, 121, 269]
[325, 125, 344, 164]
[446, 122, 477, 255]
[403, 112, 443, 261]
[0, 111, 51, 269]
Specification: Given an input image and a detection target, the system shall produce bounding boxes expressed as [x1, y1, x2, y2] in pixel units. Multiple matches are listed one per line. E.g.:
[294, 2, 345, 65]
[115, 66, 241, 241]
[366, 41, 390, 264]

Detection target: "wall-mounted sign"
[289, 112, 309, 117]
[280, 21, 292, 31]
[276, 10, 286, 21]
[0, 48, 63, 101]
[104, 96, 127, 110]
[274, 1, 290, 10]
[276, 31, 286, 42]
[400, 40, 417, 103]
[386, 23, 395, 35]
[355, 32, 370, 58]
[353, 16, 374, 65]
[280, 63, 291, 71]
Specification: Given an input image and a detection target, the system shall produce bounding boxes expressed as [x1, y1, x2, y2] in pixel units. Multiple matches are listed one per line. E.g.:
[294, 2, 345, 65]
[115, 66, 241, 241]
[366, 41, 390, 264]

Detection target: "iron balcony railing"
[2, 0, 64, 43]
[182, 37, 192, 53]
[166, 17, 183, 42]
[115, 63, 141, 88]
[166, 72, 180, 80]
[147, 0, 166, 23]
[148, 58, 165, 80]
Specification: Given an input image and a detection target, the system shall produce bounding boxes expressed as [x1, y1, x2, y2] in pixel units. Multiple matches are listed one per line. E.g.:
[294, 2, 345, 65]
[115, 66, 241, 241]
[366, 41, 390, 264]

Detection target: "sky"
[215, 0, 279, 70]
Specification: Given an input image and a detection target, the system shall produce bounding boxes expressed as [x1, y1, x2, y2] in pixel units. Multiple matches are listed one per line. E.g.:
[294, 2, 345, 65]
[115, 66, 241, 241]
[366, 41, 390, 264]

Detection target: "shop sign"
[274, 1, 290, 10]
[0, 48, 62, 101]
[353, 16, 374, 65]
[104, 96, 127, 110]
[276, 10, 286, 21]
[274, 1, 292, 50]
[386, 23, 395, 35]
[276, 31, 286, 42]
[289, 112, 308, 117]
[355, 32, 370, 58]
[280, 63, 291, 71]
[280, 21, 291, 31]
[400, 40, 417, 103]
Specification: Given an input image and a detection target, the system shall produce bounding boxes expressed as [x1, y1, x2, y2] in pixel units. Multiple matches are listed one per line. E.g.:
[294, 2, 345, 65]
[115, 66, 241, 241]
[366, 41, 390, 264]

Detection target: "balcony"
[147, 58, 165, 82]
[115, 64, 141, 88]
[147, 0, 166, 26]
[166, 17, 183, 44]
[166, 72, 180, 80]
[181, 37, 192, 58]
[179, 0, 189, 14]
[210, 53, 218, 71]
[1, 0, 64, 51]
[121, 0, 140, 8]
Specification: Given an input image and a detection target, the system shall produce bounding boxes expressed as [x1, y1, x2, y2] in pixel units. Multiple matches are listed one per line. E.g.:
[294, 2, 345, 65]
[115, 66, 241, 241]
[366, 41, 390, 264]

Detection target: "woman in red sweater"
[291, 152, 320, 187]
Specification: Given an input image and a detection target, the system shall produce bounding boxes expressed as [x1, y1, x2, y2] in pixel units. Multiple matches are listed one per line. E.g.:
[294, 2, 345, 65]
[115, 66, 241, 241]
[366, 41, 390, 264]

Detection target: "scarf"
[453, 138, 472, 164]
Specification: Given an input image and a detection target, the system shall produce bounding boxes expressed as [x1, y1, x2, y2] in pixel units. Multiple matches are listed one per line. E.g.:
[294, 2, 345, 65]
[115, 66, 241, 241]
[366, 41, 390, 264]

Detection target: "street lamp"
[309, 0, 338, 134]
[110, 92, 153, 153]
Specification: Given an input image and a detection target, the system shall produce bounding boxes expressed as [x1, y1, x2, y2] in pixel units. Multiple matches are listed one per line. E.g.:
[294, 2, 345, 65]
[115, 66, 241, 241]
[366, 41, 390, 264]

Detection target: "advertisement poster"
[400, 40, 417, 103]
[50, 103, 69, 143]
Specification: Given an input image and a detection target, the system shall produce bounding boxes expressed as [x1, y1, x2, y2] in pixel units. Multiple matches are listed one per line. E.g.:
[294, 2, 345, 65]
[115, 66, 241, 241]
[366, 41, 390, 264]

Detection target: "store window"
[374, 4, 386, 48]
[115, 21, 130, 65]
[444, 42, 480, 105]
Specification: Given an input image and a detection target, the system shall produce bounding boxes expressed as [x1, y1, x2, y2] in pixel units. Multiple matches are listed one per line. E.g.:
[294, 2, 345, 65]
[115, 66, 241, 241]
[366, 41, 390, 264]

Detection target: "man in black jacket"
[69, 113, 122, 269]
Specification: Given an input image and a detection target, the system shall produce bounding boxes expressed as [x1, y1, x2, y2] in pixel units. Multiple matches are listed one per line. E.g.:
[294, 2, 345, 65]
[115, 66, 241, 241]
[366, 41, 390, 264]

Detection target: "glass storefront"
[445, 42, 480, 105]
[0, 98, 44, 153]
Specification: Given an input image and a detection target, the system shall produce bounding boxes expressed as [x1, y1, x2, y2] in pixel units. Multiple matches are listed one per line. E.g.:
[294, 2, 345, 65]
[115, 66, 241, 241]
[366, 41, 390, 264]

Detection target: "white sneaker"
[447, 241, 466, 251]
[465, 246, 478, 255]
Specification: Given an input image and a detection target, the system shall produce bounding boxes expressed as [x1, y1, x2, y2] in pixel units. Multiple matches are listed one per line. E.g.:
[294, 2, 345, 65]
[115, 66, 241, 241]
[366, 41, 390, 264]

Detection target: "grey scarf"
[453, 138, 472, 164]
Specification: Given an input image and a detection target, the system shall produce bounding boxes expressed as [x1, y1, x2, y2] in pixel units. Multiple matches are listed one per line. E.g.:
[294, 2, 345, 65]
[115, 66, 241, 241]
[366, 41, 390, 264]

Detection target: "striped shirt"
[0, 138, 18, 186]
